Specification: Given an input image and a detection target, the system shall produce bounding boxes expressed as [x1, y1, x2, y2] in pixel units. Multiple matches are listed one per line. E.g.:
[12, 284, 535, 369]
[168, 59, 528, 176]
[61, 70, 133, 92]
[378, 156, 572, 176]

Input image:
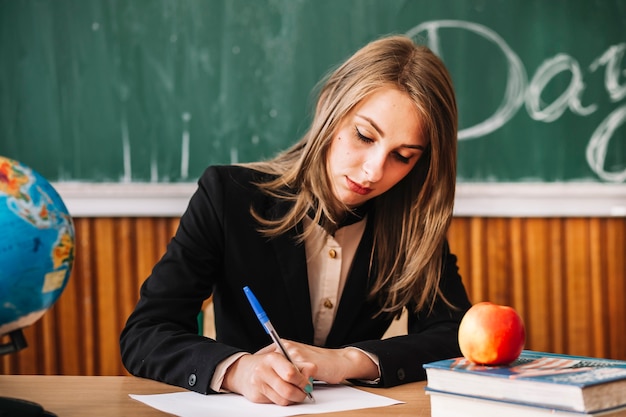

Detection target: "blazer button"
[396, 368, 406, 381]
[188, 373, 197, 387]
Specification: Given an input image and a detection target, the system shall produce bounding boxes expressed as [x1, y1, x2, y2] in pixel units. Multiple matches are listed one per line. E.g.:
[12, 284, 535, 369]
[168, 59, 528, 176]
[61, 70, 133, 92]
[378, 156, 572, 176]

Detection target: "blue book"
[423, 350, 626, 413]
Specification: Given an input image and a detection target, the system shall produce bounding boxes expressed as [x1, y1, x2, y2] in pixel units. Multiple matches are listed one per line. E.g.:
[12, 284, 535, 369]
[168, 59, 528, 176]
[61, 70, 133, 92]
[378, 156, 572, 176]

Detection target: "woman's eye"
[393, 152, 411, 164]
[354, 127, 373, 143]
[354, 126, 412, 164]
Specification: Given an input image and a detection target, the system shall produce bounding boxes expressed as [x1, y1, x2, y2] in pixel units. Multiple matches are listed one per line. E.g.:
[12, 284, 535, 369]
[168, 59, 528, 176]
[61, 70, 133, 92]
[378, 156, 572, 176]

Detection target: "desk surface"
[0, 376, 430, 416]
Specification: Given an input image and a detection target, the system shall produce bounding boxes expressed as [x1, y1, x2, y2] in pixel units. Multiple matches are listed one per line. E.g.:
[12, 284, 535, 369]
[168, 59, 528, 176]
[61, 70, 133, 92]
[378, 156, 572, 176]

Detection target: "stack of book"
[424, 350, 626, 416]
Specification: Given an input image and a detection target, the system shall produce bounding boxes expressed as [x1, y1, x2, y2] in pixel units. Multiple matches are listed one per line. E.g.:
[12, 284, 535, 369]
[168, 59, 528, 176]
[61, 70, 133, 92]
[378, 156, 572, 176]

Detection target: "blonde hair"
[244, 35, 458, 316]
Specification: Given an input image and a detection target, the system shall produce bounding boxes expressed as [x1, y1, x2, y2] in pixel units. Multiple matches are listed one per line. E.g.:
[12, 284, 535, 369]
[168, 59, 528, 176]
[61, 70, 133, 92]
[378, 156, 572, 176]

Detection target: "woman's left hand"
[257, 340, 379, 384]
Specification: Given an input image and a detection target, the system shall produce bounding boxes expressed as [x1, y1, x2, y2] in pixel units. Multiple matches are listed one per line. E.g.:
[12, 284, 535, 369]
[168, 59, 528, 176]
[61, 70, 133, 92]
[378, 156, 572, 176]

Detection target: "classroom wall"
[1, 0, 625, 376]
[1, 216, 625, 375]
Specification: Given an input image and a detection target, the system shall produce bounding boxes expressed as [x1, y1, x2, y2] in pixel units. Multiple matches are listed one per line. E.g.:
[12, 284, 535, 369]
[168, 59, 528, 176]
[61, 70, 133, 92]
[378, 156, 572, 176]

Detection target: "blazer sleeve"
[119, 166, 246, 394]
[350, 241, 472, 387]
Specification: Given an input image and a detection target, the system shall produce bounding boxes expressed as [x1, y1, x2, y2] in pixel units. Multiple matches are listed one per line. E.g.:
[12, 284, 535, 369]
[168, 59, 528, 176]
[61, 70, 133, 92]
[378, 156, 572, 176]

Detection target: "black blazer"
[119, 165, 471, 394]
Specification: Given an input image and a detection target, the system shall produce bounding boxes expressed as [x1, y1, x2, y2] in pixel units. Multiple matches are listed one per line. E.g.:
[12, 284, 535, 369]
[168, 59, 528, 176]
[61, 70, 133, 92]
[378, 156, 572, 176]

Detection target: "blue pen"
[243, 286, 315, 402]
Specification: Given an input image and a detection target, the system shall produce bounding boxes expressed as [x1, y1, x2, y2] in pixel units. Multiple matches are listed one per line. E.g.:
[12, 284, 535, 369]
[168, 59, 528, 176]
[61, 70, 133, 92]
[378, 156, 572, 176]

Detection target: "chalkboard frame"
[52, 182, 626, 217]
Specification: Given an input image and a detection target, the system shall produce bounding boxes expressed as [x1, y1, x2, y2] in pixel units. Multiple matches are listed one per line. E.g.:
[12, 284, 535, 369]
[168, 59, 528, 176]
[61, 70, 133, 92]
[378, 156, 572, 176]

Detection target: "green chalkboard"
[1, 0, 625, 183]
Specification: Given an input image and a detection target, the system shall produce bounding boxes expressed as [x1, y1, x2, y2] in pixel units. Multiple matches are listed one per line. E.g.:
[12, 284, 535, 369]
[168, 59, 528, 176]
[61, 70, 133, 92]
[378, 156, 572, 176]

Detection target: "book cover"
[424, 350, 626, 413]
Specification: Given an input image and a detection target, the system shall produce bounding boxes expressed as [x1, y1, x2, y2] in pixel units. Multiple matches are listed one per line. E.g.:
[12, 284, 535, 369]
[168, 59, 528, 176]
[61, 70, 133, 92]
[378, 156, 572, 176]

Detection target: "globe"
[0, 156, 75, 344]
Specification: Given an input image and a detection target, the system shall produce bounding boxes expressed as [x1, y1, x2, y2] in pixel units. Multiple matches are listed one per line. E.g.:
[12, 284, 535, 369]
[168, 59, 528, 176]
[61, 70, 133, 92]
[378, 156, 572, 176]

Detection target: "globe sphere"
[0, 156, 75, 337]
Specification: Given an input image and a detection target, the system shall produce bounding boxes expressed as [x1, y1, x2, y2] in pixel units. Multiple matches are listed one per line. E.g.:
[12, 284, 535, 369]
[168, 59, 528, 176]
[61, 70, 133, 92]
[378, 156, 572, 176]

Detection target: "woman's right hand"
[222, 350, 316, 405]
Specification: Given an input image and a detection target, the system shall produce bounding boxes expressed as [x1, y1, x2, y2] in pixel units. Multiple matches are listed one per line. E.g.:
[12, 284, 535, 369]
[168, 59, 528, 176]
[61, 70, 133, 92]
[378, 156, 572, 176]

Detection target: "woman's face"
[327, 87, 427, 209]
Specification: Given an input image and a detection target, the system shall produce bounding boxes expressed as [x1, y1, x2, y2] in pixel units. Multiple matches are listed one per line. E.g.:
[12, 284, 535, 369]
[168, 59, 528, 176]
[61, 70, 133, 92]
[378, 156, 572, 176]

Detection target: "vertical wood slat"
[509, 218, 526, 322]
[606, 220, 626, 358]
[1, 216, 625, 375]
[564, 218, 591, 356]
[589, 218, 606, 358]
[93, 218, 118, 375]
[518, 219, 549, 352]
[549, 218, 566, 353]
[76, 217, 97, 375]
[117, 217, 137, 373]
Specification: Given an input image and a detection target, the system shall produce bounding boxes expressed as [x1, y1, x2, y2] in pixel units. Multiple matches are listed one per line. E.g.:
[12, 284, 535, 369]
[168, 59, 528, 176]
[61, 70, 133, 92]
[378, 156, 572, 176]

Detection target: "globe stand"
[0, 329, 27, 355]
[0, 330, 57, 416]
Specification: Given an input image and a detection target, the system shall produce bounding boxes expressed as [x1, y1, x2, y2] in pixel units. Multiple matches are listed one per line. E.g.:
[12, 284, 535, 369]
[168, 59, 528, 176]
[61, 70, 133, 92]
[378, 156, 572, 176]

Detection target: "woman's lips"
[346, 177, 372, 195]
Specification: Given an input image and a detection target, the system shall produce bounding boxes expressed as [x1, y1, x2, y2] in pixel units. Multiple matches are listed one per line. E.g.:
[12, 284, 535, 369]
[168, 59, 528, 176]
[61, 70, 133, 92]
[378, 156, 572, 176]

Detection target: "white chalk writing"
[407, 20, 625, 182]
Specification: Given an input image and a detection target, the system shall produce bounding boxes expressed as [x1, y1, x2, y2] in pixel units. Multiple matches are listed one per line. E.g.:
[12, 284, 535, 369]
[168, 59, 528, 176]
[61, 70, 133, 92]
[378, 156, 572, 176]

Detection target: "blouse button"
[328, 249, 337, 258]
[323, 298, 334, 309]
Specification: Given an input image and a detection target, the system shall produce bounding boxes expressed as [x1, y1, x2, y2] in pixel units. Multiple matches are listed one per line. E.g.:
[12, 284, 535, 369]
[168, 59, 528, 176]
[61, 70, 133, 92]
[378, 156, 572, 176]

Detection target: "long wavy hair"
[244, 35, 458, 316]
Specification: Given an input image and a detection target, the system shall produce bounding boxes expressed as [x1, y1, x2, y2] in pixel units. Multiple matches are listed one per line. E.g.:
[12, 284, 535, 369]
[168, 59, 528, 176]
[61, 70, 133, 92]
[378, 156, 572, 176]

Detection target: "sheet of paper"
[130, 384, 404, 417]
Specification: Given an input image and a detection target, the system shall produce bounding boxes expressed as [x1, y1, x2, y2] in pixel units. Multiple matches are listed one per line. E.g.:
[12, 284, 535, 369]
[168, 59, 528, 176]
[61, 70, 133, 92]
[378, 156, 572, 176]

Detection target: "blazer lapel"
[266, 201, 315, 344]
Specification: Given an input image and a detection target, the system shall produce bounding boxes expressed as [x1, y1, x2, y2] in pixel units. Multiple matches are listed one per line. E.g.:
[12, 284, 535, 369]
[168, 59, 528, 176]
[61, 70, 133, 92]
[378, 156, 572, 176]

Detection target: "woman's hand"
[258, 340, 380, 384]
[222, 350, 316, 405]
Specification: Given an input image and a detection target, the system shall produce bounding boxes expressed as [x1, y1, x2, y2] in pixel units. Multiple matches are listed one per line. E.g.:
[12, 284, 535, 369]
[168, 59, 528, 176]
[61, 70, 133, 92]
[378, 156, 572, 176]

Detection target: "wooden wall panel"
[1, 216, 625, 376]
[0, 217, 181, 376]
[448, 217, 626, 359]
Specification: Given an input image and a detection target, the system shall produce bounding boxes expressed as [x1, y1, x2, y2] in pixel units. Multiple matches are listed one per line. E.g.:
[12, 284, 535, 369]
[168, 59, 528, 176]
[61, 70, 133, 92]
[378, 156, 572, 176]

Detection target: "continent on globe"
[0, 156, 75, 338]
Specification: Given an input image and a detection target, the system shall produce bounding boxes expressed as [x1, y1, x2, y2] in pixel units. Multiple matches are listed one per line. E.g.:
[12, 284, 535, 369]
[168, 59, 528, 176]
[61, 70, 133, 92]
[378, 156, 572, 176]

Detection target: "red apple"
[458, 301, 526, 365]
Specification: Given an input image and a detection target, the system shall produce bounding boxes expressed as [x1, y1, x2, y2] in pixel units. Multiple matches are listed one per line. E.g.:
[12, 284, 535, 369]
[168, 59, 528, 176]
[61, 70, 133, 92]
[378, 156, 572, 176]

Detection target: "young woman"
[120, 34, 471, 406]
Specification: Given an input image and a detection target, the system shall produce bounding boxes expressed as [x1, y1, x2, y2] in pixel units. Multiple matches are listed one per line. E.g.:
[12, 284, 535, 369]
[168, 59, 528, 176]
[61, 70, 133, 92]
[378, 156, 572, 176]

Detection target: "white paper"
[130, 384, 403, 417]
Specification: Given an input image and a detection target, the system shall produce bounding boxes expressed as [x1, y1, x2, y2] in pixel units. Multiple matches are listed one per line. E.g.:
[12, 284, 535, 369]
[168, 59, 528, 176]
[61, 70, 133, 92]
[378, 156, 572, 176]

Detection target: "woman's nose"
[362, 153, 385, 183]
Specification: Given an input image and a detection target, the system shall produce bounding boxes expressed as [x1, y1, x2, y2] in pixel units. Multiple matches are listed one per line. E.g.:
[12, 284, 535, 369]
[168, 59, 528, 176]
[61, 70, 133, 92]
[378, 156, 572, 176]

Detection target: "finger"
[261, 368, 309, 405]
[267, 354, 315, 403]
[281, 340, 319, 363]
[240, 358, 297, 405]
[296, 362, 317, 383]
[255, 343, 278, 355]
[275, 361, 317, 400]
[258, 383, 297, 406]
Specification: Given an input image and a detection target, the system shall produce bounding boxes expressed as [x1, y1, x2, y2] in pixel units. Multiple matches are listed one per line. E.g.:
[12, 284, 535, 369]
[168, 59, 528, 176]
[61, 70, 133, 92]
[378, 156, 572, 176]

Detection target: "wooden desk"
[0, 376, 430, 416]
